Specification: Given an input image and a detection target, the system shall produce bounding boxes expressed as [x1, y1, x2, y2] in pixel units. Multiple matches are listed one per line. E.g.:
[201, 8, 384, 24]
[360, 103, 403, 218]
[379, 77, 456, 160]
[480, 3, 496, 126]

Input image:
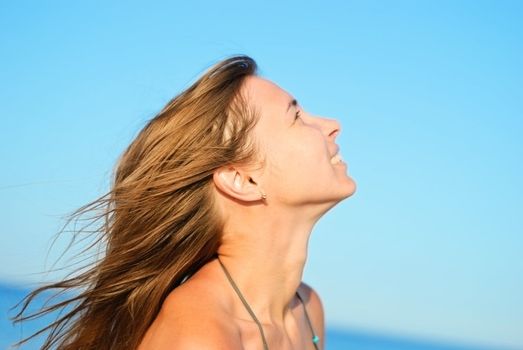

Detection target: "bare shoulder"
[138, 279, 242, 350]
[298, 281, 325, 322]
[297, 282, 325, 348]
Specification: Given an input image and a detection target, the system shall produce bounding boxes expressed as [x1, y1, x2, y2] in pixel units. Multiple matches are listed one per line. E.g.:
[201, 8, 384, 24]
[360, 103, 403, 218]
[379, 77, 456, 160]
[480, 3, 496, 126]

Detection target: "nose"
[316, 115, 341, 140]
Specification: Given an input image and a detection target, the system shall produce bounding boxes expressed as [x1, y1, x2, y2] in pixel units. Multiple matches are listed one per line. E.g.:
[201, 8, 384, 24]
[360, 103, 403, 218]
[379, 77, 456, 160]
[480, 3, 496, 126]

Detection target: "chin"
[315, 182, 357, 216]
[342, 177, 357, 198]
[331, 175, 356, 200]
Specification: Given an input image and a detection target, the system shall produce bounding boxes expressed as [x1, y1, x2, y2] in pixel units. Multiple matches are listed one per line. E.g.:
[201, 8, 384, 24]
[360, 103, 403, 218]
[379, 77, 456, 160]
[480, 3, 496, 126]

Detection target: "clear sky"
[1, 1, 522, 349]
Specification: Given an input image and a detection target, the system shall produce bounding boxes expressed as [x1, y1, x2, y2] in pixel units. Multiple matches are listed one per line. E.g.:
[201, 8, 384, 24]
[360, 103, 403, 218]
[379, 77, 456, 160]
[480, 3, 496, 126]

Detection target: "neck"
[216, 207, 318, 326]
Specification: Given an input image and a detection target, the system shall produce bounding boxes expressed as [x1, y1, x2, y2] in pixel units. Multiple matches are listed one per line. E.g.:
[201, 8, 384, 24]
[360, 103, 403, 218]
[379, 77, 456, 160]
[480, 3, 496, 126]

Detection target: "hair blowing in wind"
[12, 56, 260, 350]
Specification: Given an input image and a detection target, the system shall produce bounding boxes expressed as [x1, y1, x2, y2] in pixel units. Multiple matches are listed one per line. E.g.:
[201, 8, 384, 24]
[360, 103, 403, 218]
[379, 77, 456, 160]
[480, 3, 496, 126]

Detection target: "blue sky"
[1, 1, 522, 349]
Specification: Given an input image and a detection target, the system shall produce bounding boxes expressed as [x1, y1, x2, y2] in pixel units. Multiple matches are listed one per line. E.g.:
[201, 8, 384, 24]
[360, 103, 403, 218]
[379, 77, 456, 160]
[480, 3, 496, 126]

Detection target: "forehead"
[242, 76, 291, 110]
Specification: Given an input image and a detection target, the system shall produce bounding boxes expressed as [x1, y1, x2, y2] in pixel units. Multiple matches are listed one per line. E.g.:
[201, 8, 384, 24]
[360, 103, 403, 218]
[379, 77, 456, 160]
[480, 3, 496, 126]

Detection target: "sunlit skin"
[139, 76, 356, 349]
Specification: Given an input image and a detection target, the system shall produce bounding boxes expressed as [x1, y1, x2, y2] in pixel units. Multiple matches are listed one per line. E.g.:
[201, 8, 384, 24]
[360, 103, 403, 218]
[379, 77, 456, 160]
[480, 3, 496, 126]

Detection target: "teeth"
[330, 153, 343, 164]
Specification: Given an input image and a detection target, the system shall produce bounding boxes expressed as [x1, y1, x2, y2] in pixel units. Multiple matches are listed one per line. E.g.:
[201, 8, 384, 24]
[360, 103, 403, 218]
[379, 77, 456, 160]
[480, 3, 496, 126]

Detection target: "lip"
[329, 145, 340, 158]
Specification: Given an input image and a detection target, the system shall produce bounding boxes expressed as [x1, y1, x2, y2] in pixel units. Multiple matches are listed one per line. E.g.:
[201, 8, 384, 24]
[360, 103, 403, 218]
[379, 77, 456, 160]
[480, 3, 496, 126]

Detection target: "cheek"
[266, 140, 328, 186]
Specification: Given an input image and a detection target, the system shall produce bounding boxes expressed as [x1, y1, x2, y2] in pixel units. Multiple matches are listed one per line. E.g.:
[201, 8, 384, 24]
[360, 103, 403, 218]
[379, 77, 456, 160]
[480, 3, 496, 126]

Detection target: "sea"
[0, 283, 512, 350]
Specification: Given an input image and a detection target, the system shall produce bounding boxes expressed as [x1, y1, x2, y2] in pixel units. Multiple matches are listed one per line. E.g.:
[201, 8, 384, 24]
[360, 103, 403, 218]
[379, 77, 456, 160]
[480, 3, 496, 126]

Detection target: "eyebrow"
[286, 99, 298, 112]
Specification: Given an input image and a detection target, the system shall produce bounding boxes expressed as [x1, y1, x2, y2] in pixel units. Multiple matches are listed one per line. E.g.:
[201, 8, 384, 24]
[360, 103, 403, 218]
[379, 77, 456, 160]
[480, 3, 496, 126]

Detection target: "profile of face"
[244, 76, 357, 213]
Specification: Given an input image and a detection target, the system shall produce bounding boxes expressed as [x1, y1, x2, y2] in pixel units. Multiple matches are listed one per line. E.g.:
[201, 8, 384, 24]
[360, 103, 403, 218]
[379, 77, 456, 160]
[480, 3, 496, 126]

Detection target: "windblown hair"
[13, 55, 259, 350]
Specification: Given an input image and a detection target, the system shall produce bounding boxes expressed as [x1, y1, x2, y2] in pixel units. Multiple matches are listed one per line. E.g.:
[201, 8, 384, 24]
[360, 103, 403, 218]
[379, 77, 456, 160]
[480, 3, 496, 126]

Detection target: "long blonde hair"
[13, 55, 259, 350]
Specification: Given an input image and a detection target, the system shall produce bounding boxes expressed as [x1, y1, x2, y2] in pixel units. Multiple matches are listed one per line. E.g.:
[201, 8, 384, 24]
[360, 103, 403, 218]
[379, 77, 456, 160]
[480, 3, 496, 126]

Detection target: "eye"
[294, 109, 301, 121]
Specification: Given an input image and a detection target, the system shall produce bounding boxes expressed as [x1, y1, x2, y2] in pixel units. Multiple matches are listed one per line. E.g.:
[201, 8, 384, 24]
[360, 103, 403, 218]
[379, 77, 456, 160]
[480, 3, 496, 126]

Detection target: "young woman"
[14, 55, 356, 349]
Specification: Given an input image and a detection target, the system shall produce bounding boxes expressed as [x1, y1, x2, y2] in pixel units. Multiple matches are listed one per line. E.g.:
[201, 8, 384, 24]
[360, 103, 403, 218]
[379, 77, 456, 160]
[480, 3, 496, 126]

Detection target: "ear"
[213, 166, 263, 202]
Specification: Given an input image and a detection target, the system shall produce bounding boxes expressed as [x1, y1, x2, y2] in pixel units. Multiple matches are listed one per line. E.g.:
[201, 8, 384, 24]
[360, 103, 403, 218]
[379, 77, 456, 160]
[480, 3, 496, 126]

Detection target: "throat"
[216, 234, 308, 324]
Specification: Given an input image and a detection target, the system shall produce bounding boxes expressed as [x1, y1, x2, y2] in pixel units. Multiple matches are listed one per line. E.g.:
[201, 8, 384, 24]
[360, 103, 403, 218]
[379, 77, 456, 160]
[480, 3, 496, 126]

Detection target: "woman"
[14, 55, 356, 349]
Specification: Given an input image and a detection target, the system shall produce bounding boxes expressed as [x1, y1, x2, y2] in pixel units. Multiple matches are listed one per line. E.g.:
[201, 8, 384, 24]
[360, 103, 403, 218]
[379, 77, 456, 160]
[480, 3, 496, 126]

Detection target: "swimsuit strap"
[218, 257, 320, 349]
[296, 291, 321, 350]
[217, 258, 269, 350]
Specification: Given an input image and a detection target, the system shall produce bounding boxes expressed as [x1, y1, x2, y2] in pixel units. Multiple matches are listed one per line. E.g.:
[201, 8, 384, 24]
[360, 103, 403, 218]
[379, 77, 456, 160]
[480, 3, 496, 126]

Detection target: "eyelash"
[294, 110, 301, 121]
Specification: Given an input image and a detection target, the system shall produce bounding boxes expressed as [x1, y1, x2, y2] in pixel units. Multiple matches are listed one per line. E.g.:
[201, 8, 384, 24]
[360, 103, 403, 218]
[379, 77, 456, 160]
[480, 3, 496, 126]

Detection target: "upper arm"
[298, 282, 325, 350]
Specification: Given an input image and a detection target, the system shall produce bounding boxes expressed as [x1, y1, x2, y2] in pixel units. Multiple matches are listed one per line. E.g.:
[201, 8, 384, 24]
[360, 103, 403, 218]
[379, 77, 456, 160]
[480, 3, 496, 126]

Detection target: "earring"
[250, 177, 266, 200]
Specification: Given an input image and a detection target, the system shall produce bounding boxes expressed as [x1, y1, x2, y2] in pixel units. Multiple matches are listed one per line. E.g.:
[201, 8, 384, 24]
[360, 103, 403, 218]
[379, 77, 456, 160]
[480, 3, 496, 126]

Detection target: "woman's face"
[244, 76, 356, 209]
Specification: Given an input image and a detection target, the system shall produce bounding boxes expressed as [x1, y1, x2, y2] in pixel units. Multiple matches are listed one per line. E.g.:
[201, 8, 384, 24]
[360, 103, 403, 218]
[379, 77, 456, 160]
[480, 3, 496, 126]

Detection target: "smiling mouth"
[330, 152, 344, 165]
